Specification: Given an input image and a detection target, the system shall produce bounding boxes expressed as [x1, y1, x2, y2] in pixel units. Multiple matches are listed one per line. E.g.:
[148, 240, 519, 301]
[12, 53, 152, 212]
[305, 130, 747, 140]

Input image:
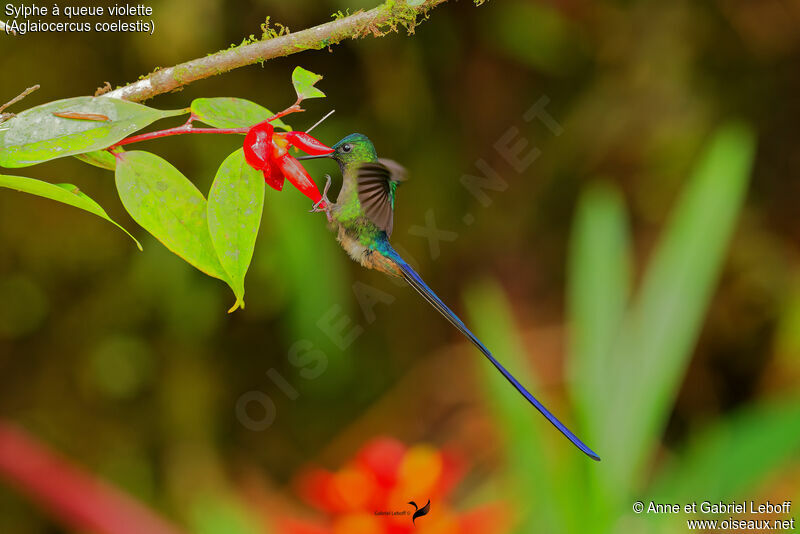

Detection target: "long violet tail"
[384, 247, 600, 461]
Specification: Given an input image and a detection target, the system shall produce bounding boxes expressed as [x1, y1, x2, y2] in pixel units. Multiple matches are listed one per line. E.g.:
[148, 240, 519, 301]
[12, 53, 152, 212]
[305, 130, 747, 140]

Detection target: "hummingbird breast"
[335, 225, 402, 277]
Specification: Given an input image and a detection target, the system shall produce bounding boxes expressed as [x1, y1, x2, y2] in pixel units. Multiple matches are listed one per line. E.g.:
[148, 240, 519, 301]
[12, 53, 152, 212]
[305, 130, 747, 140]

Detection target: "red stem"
[111, 124, 249, 148]
[268, 101, 303, 122]
[0, 421, 188, 534]
[110, 101, 305, 150]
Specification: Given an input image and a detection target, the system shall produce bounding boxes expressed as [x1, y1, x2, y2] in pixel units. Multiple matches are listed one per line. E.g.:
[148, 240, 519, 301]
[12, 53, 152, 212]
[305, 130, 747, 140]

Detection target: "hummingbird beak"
[296, 151, 334, 161]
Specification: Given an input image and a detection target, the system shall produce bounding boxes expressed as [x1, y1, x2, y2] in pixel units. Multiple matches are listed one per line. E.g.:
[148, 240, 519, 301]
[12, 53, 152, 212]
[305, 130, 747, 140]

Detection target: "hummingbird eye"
[341, 143, 352, 153]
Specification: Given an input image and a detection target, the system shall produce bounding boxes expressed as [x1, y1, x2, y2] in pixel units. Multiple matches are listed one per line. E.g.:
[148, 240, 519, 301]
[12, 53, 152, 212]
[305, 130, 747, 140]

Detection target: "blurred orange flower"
[274, 437, 509, 534]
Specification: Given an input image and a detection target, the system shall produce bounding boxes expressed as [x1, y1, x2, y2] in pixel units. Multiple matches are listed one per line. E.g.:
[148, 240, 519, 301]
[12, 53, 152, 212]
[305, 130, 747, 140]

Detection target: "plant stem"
[110, 101, 304, 149]
[268, 101, 302, 122]
[0, 85, 40, 113]
[0, 85, 40, 123]
[111, 124, 250, 148]
[104, 0, 449, 103]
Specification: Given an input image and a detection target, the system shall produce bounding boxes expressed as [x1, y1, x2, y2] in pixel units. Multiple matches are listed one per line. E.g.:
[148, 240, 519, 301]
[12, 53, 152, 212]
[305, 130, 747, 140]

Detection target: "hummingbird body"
[323, 133, 405, 277]
[301, 133, 600, 461]
[335, 228, 401, 277]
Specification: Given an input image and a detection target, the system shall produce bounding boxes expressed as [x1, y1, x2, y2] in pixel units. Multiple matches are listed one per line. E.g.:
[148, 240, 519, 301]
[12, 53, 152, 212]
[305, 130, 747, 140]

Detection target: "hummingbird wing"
[377, 158, 407, 183]
[381, 244, 601, 461]
[356, 159, 406, 238]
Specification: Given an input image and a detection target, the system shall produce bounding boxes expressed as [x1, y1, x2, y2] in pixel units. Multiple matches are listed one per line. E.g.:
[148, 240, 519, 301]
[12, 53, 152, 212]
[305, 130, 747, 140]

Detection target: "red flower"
[243, 121, 333, 207]
[272, 437, 511, 534]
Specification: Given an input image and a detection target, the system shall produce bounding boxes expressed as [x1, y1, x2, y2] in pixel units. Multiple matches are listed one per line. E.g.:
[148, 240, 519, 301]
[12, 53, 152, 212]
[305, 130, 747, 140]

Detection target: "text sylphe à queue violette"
[3, 4, 154, 34]
[5, 4, 153, 18]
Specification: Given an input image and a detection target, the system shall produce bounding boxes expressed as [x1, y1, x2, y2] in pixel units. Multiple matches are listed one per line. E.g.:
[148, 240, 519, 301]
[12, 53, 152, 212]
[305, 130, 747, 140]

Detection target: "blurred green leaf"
[603, 122, 756, 494]
[115, 151, 232, 289]
[190, 97, 291, 131]
[565, 184, 633, 534]
[207, 149, 265, 312]
[464, 280, 566, 534]
[74, 149, 118, 170]
[651, 398, 800, 502]
[0, 174, 141, 249]
[567, 183, 631, 440]
[292, 66, 326, 101]
[188, 495, 262, 534]
[775, 277, 800, 364]
[0, 97, 185, 167]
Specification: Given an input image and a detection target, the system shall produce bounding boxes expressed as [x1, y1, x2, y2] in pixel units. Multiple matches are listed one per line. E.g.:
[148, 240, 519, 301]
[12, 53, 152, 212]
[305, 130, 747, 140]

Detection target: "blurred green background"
[1, 0, 800, 533]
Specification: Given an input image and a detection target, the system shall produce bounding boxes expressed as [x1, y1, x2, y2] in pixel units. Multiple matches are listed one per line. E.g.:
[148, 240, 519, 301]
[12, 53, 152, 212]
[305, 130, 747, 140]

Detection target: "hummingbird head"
[297, 133, 377, 170]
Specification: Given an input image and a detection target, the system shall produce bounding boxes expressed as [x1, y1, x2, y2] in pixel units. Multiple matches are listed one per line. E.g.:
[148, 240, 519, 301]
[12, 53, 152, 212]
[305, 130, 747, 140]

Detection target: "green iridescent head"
[297, 133, 377, 169]
[330, 133, 378, 167]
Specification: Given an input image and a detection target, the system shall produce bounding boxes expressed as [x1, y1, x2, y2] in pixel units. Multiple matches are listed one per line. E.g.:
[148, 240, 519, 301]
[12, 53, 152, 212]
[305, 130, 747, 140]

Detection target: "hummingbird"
[298, 133, 600, 461]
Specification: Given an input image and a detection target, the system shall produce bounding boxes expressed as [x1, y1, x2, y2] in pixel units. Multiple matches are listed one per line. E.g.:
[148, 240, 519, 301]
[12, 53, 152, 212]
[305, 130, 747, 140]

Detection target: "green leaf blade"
[190, 97, 291, 131]
[114, 150, 231, 284]
[74, 149, 118, 170]
[463, 280, 566, 534]
[291, 66, 326, 101]
[652, 398, 800, 503]
[604, 121, 757, 492]
[189, 495, 262, 534]
[565, 183, 634, 532]
[0, 96, 185, 168]
[567, 183, 631, 441]
[207, 149, 265, 312]
[0, 174, 140, 249]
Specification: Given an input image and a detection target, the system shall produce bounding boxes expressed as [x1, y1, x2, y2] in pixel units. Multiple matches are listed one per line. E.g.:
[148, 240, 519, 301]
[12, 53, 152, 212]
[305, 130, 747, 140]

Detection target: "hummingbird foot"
[309, 174, 333, 222]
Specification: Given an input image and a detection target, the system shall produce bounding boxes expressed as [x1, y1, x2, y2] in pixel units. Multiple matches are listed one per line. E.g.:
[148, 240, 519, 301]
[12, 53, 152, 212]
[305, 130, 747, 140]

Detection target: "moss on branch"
[104, 0, 451, 103]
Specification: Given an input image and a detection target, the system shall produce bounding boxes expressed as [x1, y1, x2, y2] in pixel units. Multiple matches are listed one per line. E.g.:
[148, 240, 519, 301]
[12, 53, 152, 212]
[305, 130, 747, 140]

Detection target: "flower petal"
[243, 121, 274, 170]
[275, 154, 324, 206]
[356, 438, 406, 489]
[264, 166, 285, 191]
[286, 131, 334, 155]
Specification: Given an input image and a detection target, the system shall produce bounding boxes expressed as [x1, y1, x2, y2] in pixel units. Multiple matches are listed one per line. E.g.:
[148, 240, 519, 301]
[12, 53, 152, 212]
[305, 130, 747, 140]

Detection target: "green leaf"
[0, 96, 186, 168]
[567, 183, 631, 441]
[189, 495, 262, 534]
[207, 149, 265, 312]
[190, 97, 291, 131]
[463, 280, 567, 534]
[74, 149, 118, 170]
[291, 66, 326, 101]
[651, 398, 800, 503]
[565, 184, 634, 534]
[0, 174, 140, 249]
[601, 121, 756, 494]
[115, 151, 231, 286]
